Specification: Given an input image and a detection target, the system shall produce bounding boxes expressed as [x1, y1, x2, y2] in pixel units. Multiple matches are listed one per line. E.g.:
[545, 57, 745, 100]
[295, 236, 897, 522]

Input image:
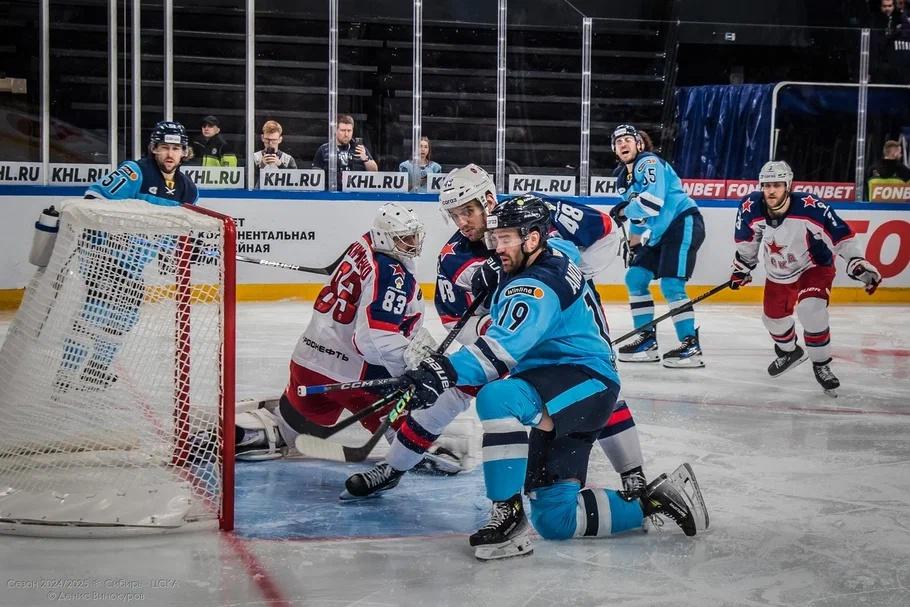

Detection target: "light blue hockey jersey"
[448, 238, 619, 401]
[620, 151, 698, 245]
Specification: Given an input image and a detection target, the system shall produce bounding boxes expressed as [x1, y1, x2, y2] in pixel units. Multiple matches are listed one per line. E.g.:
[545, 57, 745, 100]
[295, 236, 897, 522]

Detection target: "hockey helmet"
[150, 120, 189, 149]
[758, 160, 793, 190]
[439, 164, 497, 214]
[611, 124, 644, 154]
[486, 194, 551, 242]
[370, 203, 425, 260]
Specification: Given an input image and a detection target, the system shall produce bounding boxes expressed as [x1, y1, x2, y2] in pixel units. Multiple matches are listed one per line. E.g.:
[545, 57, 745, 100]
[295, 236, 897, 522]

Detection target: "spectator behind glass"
[253, 120, 297, 187]
[190, 115, 238, 167]
[866, 139, 910, 199]
[313, 114, 378, 190]
[398, 136, 442, 192]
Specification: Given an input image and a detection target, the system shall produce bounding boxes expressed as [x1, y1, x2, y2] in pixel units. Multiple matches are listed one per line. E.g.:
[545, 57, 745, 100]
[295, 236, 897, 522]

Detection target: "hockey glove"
[608, 200, 630, 224]
[729, 252, 756, 290]
[402, 354, 457, 410]
[620, 241, 642, 268]
[471, 255, 502, 307]
[846, 257, 882, 295]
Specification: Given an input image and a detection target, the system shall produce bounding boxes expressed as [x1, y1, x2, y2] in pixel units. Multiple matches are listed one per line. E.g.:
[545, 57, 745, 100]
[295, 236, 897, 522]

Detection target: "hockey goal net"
[0, 199, 235, 536]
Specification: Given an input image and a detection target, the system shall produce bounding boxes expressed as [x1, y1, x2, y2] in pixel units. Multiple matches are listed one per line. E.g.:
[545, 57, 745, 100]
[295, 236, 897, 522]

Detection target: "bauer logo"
[503, 285, 544, 299]
[342, 170, 408, 192]
[508, 174, 576, 195]
[183, 167, 244, 189]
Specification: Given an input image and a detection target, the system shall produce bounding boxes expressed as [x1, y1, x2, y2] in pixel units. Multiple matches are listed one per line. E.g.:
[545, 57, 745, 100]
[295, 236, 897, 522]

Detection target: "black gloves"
[608, 200, 630, 224]
[402, 354, 457, 410]
[471, 255, 502, 306]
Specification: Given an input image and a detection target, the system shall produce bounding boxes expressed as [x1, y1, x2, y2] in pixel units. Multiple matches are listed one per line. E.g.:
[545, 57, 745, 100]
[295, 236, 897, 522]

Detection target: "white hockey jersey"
[291, 234, 424, 381]
[734, 191, 864, 283]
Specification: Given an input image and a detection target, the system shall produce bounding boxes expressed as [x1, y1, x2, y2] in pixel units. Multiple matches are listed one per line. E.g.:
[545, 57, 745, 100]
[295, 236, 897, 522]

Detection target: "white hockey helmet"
[758, 160, 794, 190]
[438, 163, 497, 215]
[370, 203, 425, 260]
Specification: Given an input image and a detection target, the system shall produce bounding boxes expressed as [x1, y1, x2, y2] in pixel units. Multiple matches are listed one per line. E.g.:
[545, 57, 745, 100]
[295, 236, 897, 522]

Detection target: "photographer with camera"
[253, 120, 297, 187]
[313, 114, 378, 190]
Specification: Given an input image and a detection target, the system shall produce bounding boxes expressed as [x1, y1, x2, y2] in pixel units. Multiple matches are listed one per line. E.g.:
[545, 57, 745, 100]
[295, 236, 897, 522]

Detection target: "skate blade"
[661, 356, 705, 369]
[617, 352, 660, 363]
[823, 388, 838, 398]
[338, 489, 381, 501]
[473, 535, 534, 561]
[669, 463, 709, 534]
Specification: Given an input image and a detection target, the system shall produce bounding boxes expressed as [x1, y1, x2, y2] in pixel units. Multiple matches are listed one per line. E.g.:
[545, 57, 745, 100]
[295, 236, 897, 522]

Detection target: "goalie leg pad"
[236, 408, 286, 461]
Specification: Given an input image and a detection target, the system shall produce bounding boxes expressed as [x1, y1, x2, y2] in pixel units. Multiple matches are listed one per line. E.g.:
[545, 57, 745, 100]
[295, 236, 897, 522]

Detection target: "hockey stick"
[294, 389, 414, 463]
[236, 249, 346, 276]
[610, 280, 732, 346]
[298, 294, 487, 396]
[295, 294, 487, 462]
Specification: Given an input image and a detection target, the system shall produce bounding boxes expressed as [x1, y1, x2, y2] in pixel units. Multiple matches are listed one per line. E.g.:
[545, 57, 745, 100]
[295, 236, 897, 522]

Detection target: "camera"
[353, 137, 363, 148]
[264, 146, 276, 156]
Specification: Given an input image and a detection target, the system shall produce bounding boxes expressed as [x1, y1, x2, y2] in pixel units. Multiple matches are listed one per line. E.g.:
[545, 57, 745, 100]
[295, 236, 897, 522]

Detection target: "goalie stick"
[610, 280, 732, 346]
[295, 294, 487, 462]
[236, 249, 346, 276]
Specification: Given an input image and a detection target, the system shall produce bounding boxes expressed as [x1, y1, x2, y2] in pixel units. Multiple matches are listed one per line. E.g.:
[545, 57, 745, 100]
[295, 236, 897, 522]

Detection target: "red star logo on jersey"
[439, 242, 458, 261]
[741, 199, 754, 213]
[766, 239, 786, 255]
[802, 195, 819, 208]
[390, 263, 406, 280]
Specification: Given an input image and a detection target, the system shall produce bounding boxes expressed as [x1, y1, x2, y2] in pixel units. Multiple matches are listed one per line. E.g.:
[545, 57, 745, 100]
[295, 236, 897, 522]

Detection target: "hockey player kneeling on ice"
[235, 203, 468, 472]
[344, 168, 646, 501]
[386, 195, 708, 560]
[729, 161, 882, 397]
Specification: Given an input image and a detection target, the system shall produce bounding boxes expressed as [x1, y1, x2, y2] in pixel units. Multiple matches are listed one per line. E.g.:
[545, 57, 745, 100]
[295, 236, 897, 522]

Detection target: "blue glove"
[402, 354, 457, 410]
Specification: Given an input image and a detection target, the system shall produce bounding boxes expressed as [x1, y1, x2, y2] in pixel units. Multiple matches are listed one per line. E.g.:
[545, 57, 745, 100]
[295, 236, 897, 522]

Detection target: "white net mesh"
[0, 199, 233, 536]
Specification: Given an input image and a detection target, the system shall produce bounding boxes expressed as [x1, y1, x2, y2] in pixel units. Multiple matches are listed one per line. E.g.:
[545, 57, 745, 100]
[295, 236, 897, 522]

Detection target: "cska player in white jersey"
[730, 161, 882, 395]
[234, 203, 437, 460]
[343, 164, 649, 502]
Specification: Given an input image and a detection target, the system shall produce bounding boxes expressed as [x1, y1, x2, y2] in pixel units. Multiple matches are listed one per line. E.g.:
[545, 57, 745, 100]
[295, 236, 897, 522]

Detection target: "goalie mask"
[370, 203, 425, 260]
[439, 164, 497, 218]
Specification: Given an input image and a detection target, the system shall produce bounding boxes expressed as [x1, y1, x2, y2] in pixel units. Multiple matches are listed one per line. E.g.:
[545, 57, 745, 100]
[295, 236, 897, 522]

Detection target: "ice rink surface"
[1, 301, 909, 607]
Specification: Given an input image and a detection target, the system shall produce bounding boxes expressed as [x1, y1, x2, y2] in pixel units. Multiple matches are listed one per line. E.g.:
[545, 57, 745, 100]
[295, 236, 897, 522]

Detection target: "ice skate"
[813, 359, 840, 398]
[768, 343, 808, 377]
[640, 463, 709, 536]
[470, 494, 533, 561]
[617, 328, 659, 362]
[661, 329, 704, 368]
[340, 462, 405, 500]
[412, 445, 463, 476]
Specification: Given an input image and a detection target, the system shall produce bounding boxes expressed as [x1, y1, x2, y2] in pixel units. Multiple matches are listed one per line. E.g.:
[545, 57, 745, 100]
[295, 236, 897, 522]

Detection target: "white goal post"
[0, 199, 236, 536]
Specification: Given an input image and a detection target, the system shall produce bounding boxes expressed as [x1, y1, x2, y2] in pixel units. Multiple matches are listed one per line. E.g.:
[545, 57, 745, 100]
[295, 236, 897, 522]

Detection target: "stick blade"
[294, 435, 350, 462]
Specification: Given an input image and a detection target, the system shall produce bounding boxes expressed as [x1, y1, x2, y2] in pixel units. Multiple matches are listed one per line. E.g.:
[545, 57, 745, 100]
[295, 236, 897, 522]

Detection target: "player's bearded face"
[762, 182, 789, 213]
[614, 135, 638, 164]
[491, 228, 527, 272]
[449, 200, 487, 241]
[153, 143, 185, 174]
